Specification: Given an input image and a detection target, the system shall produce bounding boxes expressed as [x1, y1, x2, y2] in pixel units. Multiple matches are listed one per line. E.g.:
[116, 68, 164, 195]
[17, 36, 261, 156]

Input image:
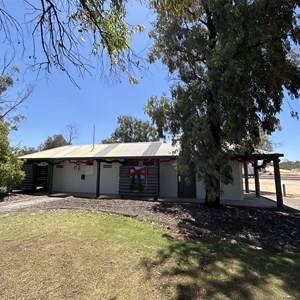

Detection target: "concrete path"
[0, 196, 64, 213]
[260, 194, 300, 211]
[283, 197, 300, 211]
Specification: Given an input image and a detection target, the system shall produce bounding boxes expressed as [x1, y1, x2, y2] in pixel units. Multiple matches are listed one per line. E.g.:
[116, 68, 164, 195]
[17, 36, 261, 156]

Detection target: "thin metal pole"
[282, 184, 286, 197]
[91, 125, 95, 151]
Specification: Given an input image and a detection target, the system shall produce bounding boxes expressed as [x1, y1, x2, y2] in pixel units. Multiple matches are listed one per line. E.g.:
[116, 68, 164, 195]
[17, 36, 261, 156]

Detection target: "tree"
[146, 1, 300, 206]
[258, 133, 274, 152]
[101, 114, 159, 143]
[257, 124, 282, 152]
[62, 122, 80, 145]
[39, 134, 68, 150]
[0, 62, 32, 195]
[0, 120, 25, 196]
[0, 1, 145, 84]
[17, 122, 79, 154]
[1, 60, 33, 129]
[16, 146, 38, 156]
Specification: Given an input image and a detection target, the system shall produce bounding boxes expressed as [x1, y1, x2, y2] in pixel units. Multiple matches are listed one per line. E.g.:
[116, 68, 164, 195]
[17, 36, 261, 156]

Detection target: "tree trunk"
[204, 191, 220, 207]
[204, 174, 221, 207]
[204, 91, 222, 207]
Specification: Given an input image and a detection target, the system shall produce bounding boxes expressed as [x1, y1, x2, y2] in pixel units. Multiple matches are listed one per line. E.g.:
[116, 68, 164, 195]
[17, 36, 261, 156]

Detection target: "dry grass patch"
[0, 211, 299, 299]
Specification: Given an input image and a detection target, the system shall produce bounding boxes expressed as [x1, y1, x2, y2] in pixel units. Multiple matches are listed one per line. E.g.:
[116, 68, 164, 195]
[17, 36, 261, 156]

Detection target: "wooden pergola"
[243, 153, 284, 209]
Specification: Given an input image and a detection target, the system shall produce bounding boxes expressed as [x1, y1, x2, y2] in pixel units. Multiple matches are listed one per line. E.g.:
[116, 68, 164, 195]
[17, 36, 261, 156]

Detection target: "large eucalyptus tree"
[146, 0, 300, 205]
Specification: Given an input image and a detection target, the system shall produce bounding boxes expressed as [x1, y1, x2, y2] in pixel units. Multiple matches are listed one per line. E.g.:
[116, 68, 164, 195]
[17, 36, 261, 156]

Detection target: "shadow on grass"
[141, 234, 300, 300]
[151, 202, 300, 252]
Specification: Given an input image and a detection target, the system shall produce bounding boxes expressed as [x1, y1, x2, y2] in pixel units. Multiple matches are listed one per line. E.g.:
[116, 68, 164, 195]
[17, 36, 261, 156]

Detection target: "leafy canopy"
[0, 66, 32, 195]
[102, 114, 159, 143]
[0, 65, 33, 130]
[0, 120, 25, 195]
[0, 0, 145, 84]
[146, 0, 300, 205]
[38, 134, 69, 151]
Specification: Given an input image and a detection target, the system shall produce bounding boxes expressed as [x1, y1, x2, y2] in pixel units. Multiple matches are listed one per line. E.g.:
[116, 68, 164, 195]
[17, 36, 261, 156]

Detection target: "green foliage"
[72, 1, 132, 55]
[147, 0, 300, 205]
[145, 94, 172, 138]
[16, 146, 37, 156]
[0, 66, 33, 130]
[0, 75, 13, 93]
[0, 1, 145, 84]
[258, 132, 274, 152]
[68, 0, 144, 83]
[102, 114, 159, 143]
[39, 134, 68, 151]
[0, 69, 30, 195]
[0, 120, 25, 196]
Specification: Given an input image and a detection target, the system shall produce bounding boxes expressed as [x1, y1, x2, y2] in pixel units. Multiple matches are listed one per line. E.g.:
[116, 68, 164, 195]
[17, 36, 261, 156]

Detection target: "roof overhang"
[19, 142, 179, 162]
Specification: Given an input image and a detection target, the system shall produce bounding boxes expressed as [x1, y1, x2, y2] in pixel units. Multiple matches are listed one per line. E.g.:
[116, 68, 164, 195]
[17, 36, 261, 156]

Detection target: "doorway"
[178, 174, 196, 198]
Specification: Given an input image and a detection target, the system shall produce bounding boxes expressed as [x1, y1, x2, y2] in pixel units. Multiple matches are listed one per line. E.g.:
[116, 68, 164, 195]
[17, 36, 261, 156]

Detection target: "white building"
[19, 142, 244, 201]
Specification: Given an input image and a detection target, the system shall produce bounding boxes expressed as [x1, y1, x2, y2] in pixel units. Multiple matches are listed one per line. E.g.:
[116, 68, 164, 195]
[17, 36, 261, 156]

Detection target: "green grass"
[0, 211, 299, 300]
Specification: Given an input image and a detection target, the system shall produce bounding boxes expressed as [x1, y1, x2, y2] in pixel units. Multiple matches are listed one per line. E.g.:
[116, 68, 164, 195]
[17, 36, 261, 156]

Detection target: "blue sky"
[3, 1, 300, 161]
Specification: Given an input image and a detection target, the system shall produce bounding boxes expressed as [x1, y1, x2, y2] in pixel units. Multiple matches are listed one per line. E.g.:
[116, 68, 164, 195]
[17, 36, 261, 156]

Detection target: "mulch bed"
[1, 193, 300, 253]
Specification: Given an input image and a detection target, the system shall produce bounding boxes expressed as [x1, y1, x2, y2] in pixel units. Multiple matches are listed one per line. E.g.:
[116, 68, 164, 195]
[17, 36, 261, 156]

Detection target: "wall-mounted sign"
[103, 164, 112, 168]
[85, 165, 93, 175]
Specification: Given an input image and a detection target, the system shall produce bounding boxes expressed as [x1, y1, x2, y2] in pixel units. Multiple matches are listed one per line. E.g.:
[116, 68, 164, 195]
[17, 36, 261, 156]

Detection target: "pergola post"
[243, 162, 249, 193]
[96, 160, 101, 198]
[48, 163, 54, 194]
[273, 158, 284, 210]
[254, 159, 260, 198]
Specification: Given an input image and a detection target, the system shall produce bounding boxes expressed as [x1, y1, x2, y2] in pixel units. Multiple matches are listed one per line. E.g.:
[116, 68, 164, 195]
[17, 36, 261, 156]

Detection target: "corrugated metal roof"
[19, 142, 179, 160]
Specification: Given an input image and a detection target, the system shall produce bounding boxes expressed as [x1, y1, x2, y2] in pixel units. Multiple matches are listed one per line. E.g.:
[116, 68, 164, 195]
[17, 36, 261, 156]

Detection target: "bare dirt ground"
[1, 191, 300, 254]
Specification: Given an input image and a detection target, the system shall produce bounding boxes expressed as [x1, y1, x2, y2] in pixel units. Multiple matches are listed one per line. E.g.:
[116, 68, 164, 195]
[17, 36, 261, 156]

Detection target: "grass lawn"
[0, 211, 299, 300]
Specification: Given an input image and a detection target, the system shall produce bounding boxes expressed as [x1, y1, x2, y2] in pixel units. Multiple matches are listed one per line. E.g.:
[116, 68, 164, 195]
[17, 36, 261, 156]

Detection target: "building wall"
[221, 161, 244, 201]
[159, 160, 243, 201]
[52, 161, 97, 193]
[159, 161, 178, 198]
[196, 180, 206, 199]
[196, 160, 244, 201]
[51, 159, 243, 200]
[100, 162, 121, 194]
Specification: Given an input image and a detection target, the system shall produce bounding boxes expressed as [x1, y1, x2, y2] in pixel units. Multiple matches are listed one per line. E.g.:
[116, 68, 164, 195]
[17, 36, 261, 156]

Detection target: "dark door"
[178, 174, 196, 198]
[36, 165, 48, 189]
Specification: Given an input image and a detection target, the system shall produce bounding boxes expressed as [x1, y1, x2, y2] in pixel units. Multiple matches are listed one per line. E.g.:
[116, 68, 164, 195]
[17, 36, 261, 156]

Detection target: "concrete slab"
[48, 192, 287, 209]
[50, 192, 97, 198]
[157, 194, 278, 208]
[0, 196, 64, 213]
